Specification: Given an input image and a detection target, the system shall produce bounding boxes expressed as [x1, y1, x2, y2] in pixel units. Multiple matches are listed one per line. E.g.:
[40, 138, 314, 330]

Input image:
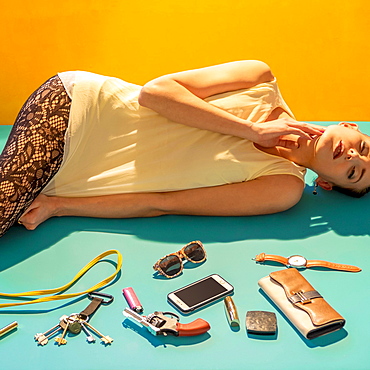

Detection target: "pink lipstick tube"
[122, 287, 144, 313]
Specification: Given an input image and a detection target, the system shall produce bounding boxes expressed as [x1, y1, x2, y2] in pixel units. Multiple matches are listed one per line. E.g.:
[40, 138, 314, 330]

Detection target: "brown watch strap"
[306, 260, 361, 272]
[254, 253, 288, 266]
[254, 253, 361, 272]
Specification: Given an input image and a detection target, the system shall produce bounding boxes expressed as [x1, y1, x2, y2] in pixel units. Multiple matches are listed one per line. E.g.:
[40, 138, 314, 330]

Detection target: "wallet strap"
[289, 290, 322, 304]
[269, 268, 344, 326]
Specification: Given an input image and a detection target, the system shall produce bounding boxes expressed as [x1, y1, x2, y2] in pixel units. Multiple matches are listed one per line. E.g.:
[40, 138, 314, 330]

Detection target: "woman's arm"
[19, 175, 303, 230]
[138, 60, 324, 147]
[19, 193, 165, 230]
[161, 175, 304, 216]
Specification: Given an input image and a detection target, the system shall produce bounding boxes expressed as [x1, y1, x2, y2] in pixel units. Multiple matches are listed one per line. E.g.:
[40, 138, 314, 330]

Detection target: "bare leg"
[0, 75, 71, 237]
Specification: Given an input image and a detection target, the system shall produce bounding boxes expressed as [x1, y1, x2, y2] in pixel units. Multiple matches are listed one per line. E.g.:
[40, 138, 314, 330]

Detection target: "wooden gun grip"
[176, 318, 210, 336]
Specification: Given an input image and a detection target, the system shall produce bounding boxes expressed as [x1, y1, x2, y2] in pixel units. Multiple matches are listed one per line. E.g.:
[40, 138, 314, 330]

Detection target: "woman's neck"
[256, 135, 316, 168]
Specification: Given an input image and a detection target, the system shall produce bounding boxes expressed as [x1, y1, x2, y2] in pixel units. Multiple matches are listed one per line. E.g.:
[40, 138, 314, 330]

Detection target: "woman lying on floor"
[1, 60, 369, 236]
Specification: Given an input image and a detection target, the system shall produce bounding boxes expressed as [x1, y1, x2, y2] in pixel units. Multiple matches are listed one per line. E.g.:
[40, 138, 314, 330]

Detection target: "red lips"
[333, 140, 344, 159]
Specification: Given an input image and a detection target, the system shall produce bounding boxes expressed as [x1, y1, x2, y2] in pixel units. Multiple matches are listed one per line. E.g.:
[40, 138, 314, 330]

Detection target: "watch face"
[287, 255, 307, 268]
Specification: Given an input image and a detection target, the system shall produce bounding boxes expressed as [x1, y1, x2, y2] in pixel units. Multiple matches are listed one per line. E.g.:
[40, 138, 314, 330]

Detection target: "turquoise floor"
[0, 123, 370, 370]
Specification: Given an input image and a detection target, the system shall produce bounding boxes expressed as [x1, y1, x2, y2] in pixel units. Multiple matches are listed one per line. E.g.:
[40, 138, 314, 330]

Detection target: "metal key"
[80, 321, 96, 343]
[54, 318, 70, 346]
[82, 321, 113, 345]
[34, 315, 68, 346]
[75, 314, 95, 343]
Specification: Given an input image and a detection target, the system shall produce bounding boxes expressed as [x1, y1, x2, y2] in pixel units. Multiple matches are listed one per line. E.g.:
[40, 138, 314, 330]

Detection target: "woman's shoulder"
[58, 71, 142, 100]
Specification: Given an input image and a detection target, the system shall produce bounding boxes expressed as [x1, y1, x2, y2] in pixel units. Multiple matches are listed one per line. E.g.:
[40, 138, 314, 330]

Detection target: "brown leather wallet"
[258, 268, 345, 339]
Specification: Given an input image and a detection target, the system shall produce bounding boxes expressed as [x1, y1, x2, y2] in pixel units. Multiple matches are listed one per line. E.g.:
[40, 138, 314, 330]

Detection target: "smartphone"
[167, 274, 234, 314]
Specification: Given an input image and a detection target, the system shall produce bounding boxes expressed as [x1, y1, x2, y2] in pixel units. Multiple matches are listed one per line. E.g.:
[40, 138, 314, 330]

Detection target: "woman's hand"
[18, 194, 58, 230]
[252, 118, 326, 148]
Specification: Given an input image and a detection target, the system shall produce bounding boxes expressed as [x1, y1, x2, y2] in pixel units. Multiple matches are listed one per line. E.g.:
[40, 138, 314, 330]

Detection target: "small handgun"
[123, 307, 210, 336]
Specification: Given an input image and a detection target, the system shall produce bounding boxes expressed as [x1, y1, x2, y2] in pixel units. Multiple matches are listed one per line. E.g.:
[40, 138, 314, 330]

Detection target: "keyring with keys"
[34, 291, 114, 346]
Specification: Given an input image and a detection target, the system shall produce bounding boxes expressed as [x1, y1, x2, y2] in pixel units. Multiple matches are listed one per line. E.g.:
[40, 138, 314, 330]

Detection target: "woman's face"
[311, 123, 370, 192]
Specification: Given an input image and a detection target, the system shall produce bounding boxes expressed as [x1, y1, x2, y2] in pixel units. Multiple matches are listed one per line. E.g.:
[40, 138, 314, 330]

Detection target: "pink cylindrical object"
[122, 287, 143, 313]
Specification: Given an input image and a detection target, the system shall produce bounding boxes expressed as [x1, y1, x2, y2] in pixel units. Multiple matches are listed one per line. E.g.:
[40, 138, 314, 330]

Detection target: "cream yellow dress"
[42, 71, 305, 197]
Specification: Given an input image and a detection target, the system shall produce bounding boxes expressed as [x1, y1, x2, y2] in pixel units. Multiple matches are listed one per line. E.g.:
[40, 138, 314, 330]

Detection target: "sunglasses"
[153, 241, 207, 278]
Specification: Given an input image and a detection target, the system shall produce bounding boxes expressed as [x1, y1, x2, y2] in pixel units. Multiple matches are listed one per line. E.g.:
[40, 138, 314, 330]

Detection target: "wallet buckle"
[290, 290, 312, 304]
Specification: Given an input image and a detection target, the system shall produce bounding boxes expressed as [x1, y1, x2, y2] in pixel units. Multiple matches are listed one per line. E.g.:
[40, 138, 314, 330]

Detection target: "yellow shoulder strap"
[0, 249, 122, 308]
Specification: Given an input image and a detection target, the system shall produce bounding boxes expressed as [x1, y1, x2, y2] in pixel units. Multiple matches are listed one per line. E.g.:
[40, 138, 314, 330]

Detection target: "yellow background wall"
[1, 0, 369, 125]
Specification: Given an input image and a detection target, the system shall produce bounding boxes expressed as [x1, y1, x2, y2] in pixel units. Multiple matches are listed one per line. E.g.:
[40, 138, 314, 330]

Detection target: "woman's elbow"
[276, 190, 303, 214]
[138, 78, 168, 108]
[138, 83, 153, 108]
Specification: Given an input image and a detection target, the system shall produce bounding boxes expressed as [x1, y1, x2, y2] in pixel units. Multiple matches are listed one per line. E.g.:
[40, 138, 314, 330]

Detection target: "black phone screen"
[174, 276, 228, 307]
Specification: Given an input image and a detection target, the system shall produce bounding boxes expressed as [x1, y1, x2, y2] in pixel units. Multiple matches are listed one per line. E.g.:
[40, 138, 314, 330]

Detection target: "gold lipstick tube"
[0, 321, 18, 337]
[224, 296, 240, 327]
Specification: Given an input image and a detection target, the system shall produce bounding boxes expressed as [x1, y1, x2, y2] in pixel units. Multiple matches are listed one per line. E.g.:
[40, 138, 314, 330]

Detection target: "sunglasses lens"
[159, 255, 182, 277]
[184, 242, 205, 262]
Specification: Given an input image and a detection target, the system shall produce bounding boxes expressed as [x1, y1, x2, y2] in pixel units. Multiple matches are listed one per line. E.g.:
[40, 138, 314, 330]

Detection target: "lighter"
[122, 287, 143, 313]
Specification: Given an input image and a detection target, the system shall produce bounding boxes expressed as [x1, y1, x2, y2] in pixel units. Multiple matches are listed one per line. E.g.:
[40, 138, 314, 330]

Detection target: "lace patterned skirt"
[0, 75, 71, 237]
